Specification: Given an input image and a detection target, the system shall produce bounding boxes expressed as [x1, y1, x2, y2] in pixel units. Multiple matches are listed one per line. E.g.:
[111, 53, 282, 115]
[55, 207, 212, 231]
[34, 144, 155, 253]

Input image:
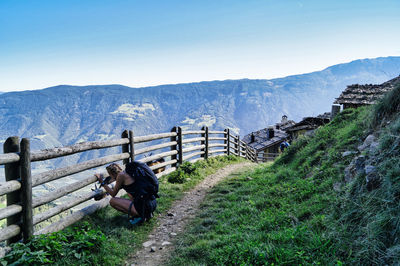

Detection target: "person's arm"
[127, 193, 134, 201]
[95, 173, 123, 197]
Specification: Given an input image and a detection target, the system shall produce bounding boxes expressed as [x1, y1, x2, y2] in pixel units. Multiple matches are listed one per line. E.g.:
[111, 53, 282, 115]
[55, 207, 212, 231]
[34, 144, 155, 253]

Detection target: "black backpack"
[125, 161, 159, 198]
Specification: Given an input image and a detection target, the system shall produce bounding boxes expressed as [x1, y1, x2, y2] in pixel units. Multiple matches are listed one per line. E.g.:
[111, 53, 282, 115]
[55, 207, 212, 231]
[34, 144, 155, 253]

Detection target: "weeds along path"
[127, 162, 255, 266]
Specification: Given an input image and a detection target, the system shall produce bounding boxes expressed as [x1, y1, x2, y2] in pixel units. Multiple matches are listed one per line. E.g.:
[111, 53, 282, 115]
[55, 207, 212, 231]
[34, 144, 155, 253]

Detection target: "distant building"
[334, 75, 400, 109]
[242, 116, 295, 161]
[275, 115, 296, 131]
[285, 113, 331, 140]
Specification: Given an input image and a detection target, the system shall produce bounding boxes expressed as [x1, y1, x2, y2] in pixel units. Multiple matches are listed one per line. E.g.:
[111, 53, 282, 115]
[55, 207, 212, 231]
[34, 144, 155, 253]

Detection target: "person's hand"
[95, 173, 103, 183]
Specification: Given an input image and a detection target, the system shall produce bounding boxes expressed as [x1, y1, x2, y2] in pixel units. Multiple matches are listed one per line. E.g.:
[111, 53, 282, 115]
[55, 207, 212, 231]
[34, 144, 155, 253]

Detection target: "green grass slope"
[168, 84, 400, 265]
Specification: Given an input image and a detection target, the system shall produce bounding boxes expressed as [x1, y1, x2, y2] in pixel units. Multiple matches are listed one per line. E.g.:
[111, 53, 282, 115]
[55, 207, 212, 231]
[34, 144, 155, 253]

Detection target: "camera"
[92, 174, 113, 201]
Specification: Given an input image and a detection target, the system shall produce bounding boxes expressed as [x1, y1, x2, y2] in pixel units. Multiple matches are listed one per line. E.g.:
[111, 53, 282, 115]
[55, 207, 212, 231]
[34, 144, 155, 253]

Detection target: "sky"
[0, 0, 399, 92]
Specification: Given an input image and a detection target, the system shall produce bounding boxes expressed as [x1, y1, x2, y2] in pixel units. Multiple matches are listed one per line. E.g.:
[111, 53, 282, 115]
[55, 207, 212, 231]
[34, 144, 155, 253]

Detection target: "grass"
[167, 106, 384, 265]
[370, 81, 400, 128]
[1, 222, 106, 265]
[0, 196, 6, 229]
[79, 155, 245, 265]
[332, 83, 400, 264]
[168, 85, 400, 265]
[3, 84, 400, 265]
[0, 155, 245, 265]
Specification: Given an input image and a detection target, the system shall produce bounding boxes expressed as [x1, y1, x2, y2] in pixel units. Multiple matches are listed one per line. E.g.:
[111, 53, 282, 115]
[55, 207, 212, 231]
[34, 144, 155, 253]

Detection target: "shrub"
[0, 222, 106, 265]
[180, 161, 197, 175]
[167, 169, 187, 184]
[167, 161, 199, 183]
[167, 156, 242, 184]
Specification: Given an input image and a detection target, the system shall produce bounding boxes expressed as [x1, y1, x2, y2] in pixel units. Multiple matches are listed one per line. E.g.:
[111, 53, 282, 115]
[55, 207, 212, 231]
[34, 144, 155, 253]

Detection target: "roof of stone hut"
[334, 75, 400, 105]
[242, 127, 288, 152]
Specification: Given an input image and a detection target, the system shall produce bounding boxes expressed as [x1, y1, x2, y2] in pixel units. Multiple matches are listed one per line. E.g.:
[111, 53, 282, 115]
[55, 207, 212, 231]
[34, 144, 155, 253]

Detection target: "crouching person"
[95, 161, 159, 225]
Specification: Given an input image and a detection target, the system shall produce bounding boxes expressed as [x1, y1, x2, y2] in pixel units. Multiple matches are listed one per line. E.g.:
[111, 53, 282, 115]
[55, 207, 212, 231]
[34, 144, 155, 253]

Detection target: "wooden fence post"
[250, 147, 256, 162]
[121, 130, 129, 165]
[170, 127, 178, 168]
[205, 127, 209, 159]
[200, 126, 207, 159]
[248, 146, 253, 162]
[128, 130, 135, 162]
[201, 127, 205, 159]
[4, 136, 22, 244]
[253, 149, 258, 163]
[20, 138, 33, 242]
[225, 129, 230, 156]
[235, 135, 239, 157]
[246, 146, 252, 161]
[201, 127, 209, 160]
[177, 127, 183, 166]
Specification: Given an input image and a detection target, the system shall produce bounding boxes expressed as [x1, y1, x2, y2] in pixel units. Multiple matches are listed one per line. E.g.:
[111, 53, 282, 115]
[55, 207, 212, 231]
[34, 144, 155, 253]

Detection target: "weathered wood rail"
[0, 126, 258, 245]
[256, 152, 280, 162]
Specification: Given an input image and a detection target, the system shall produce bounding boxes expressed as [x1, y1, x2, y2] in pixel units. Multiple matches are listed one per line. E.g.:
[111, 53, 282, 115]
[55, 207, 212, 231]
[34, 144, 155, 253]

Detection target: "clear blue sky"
[0, 0, 399, 91]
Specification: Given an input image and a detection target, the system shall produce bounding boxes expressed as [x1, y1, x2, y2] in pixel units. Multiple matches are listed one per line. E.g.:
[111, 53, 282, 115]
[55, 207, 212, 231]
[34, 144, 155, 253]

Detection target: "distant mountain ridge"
[0, 56, 399, 172]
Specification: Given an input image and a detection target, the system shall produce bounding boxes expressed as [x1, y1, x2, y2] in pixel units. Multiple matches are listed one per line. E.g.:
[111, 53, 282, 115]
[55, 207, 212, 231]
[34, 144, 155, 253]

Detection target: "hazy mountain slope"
[0, 56, 399, 170]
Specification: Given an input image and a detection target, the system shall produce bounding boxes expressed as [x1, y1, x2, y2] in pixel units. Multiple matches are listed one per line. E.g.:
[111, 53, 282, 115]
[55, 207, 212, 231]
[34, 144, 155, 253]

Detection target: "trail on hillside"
[126, 162, 255, 266]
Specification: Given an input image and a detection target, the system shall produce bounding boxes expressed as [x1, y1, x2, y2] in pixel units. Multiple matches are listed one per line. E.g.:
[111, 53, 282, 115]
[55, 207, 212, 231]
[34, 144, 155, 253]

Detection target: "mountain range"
[0, 56, 400, 174]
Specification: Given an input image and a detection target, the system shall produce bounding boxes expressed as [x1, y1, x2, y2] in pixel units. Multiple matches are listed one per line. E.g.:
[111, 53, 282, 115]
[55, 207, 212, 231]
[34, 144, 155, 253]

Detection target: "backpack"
[280, 142, 286, 152]
[125, 161, 159, 198]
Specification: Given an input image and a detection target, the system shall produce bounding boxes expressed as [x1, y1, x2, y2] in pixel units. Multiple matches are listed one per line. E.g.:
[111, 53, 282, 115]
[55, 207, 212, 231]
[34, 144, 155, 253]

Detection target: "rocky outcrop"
[343, 134, 381, 191]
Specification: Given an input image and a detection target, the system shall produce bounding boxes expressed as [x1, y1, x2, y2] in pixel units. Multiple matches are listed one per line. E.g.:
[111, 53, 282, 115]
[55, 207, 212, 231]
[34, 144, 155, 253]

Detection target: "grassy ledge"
[167, 88, 400, 265]
[0, 155, 245, 265]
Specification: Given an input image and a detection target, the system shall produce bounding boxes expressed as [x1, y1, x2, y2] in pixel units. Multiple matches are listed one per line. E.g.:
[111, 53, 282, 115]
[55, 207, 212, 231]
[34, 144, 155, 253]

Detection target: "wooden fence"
[256, 152, 280, 162]
[0, 126, 257, 245]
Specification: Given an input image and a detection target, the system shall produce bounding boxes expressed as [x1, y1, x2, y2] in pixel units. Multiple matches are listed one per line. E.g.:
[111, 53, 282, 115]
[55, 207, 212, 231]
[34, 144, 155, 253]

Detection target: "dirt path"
[126, 162, 255, 266]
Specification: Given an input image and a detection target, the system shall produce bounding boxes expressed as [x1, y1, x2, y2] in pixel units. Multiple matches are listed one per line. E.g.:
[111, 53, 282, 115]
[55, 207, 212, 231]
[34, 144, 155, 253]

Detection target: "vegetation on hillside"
[0, 155, 243, 265]
[167, 84, 400, 265]
[1, 222, 106, 265]
[333, 84, 400, 264]
[0, 196, 5, 228]
[2, 84, 399, 265]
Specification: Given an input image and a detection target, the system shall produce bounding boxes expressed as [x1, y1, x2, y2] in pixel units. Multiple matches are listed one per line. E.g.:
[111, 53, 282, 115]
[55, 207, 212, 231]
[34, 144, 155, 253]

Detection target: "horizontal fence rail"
[256, 152, 280, 162]
[0, 204, 22, 221]
[134, 141, 177, 156]
[30, 139, 130, 162]
[0, 180, 21, 197]
[0, 153, 20, 165]
[148, 159, 177, 172]
[181, 130, 205, 135]
[139, 150, 178, 164]
[0, 225, 21, 243]
[133, 132, 177, 143]
[32, 153, 131, 187]
[182, 137, 205, 144]
[0, 126, 262, 247]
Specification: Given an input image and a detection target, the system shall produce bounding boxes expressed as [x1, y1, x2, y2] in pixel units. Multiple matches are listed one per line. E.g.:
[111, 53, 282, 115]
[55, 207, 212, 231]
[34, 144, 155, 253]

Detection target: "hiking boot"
[129, 217, 144, 226]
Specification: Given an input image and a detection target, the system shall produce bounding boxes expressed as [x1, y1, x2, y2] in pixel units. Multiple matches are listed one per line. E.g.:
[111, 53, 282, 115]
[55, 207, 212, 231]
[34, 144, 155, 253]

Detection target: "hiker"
[95, 161, 158, 225]
[279, 140, 290, 152]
